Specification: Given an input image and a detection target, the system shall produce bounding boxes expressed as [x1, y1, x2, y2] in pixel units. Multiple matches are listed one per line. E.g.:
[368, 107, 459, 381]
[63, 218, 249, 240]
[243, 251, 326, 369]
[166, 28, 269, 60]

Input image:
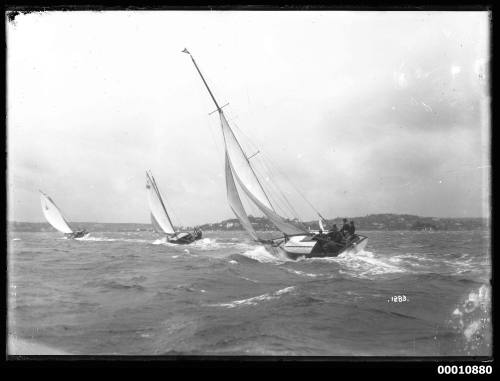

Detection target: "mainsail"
[146, 171, 176, 235]
[150, 213, 163, 234]
[184, 49, 308, 239]
[225, 150, 259, 240]
[39, 191, 74, 234]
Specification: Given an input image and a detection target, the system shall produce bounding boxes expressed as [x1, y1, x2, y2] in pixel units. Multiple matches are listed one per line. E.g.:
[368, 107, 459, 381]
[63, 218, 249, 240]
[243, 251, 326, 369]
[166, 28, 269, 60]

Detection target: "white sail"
[150, 213, 163, 234]
[229, 158, 308, 236]
[39, 192, 73, 234]
[184, 49, 309, 239]
[146, 172, 176, 235]
[221, 113, 308, 236]
[225, 150, 259, 240]
[220, 113, 273, 210]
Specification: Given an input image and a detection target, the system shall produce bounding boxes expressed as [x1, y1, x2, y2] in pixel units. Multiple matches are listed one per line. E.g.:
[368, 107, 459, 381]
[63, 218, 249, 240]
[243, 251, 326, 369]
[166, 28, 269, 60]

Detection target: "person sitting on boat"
[326, 224, 343, 243]
[340, 218, 350, 237]
[349, 221, 356, 235]
[193, 227, 202, 240]
[312, 229, 327, 241]
[344, 221, 357, 244]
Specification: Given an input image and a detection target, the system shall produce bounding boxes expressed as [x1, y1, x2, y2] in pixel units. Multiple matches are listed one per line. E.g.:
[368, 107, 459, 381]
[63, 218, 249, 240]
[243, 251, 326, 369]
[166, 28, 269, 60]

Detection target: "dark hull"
[280, 235, 368, 260]
[167, 233, 203, 245]
[65, 231, 88, 239]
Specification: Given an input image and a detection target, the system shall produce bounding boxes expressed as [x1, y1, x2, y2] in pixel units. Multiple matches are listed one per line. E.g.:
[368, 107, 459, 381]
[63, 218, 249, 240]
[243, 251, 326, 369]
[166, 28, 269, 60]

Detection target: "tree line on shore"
[9, 214, 489, 232]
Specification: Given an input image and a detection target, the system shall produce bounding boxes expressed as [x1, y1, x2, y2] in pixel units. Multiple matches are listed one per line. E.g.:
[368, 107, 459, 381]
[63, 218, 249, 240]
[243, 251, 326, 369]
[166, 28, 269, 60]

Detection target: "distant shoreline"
[8, 213, 490, 233]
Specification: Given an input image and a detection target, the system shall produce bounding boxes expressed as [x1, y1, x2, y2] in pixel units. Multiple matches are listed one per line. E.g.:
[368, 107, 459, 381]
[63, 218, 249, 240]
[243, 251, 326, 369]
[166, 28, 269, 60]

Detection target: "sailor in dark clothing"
[193, 227, 202, 240]
[345, 220, 357, 244]
[320, 224, 345, 254]
[340, 218, 350, 237]
[349, 221, 356, 235]
[326, 224, 343, 243]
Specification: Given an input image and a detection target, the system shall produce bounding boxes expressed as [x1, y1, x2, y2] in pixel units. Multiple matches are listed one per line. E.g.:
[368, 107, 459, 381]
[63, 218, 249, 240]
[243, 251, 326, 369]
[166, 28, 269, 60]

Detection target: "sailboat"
[39, 191, 89, 239]
[183, 48, 368, 259]
[146, 170, 202, 244]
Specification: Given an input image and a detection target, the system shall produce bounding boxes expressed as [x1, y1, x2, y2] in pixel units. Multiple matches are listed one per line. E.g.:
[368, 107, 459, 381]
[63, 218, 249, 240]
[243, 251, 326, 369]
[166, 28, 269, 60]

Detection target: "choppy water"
[8, 229, 491, 356]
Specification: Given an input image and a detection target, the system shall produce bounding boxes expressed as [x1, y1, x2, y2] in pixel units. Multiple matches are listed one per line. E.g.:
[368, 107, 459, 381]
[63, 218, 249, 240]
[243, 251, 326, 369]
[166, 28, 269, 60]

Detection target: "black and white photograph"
[6, 9, 491, 361]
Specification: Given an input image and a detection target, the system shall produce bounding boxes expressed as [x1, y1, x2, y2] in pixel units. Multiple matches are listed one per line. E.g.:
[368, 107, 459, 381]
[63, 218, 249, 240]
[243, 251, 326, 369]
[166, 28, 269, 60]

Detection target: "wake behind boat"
[39, 191, 89, 239]
[146, 170, 202, 245]
[183, 48, 368, 259]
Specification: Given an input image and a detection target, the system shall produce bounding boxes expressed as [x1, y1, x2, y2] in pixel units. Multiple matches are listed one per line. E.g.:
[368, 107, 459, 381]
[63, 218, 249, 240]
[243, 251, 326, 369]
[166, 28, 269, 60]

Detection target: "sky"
[7, 11, 491, 225]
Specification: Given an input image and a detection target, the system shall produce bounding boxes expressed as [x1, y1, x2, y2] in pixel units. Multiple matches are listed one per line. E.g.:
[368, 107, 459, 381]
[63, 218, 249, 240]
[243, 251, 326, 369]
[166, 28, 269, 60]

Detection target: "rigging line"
[252, 149, 302, 218]
[264, 152, 326, 220]
[162, 191, 184, 229]
[251, 160, 300, 221]
[227, 118, 325, 220]
[236, 152, 299, 223]
[154, 174, 186, 229]
[259, 155, 304, 223]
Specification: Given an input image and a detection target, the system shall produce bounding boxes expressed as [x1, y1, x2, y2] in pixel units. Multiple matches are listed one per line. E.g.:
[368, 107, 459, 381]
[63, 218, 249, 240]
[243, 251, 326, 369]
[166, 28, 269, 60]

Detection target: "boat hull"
[65, 230, 89, 239]
[167, 232, 203, 245]
[269, 234, 368, 260]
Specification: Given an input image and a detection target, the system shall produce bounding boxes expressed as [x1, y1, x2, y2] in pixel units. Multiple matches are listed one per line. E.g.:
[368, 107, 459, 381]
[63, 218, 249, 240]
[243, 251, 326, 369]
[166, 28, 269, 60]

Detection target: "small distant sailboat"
[146, 170, 202, 244]
[39, 191, 89, 239]
[183, 49, 367, 259]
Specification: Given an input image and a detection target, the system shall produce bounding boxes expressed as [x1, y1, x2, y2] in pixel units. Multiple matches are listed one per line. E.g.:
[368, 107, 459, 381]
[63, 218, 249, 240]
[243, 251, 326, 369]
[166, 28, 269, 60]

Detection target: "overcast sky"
[7, 11, 490, 225]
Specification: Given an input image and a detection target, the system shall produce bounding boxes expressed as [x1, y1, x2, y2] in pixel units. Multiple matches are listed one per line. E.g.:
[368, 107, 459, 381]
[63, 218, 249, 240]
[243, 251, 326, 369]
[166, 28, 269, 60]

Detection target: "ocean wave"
[240, 246, 290, 264]
[285, 269, 322, 278]
[152, 237, 176, 246]
[304, 250, 408, 279]
[187, 238, 221, 250]
[78, 236, 152, 244]
[390, 252, 485, 275]
[207, 286, 296, 308]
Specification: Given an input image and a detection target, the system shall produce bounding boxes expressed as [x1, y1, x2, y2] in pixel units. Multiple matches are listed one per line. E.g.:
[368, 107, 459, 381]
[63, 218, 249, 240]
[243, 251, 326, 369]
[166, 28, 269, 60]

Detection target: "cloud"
[7, 11, 490, 223]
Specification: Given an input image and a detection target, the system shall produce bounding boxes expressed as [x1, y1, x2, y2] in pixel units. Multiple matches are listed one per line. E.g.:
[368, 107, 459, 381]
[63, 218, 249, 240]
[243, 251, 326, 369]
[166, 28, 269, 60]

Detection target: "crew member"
[349, 221, 356, 236]
[327, 224, 343, 243]
[340, 218, 350, 237]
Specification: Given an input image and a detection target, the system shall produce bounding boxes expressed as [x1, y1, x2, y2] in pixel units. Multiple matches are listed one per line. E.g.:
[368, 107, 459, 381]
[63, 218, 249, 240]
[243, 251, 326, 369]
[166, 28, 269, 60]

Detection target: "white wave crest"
[304, 250, 407, 278]
[77, 236, 152, 244]
[241, 246, 289, 264]
[152, 237, 176, 246]
[76, 236, 117, 242]
[286, 269, 322, 277]
[188, 238, 222, 250]
[208, 286, 296, 308]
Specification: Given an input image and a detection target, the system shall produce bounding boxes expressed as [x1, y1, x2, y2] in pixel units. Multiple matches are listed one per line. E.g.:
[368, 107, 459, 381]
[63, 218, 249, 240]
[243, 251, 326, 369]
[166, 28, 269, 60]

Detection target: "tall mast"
[182, 48, 276, 212]
[182, 48, 221, 111]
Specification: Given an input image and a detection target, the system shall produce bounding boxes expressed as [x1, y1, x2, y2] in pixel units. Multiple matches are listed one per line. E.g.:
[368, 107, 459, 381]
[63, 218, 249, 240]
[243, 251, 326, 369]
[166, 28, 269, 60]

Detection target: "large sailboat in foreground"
[39, 191, 89, 239]
[146, 170, 202, 244]
[183, 48, 367, 259]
